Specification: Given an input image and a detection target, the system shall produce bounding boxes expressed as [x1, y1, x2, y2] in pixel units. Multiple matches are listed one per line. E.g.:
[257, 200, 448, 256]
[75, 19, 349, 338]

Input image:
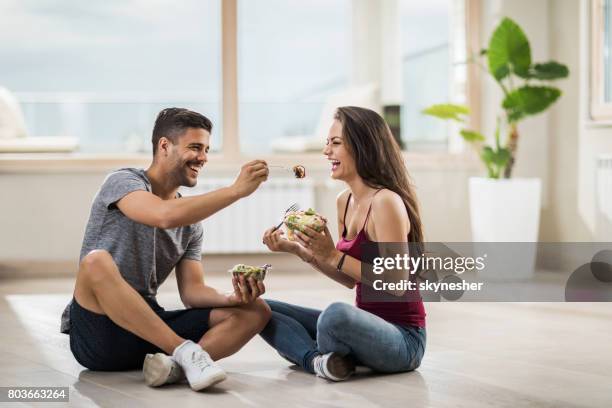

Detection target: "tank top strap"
[341, 193, 352, 236]
[362, 189, 383, 230]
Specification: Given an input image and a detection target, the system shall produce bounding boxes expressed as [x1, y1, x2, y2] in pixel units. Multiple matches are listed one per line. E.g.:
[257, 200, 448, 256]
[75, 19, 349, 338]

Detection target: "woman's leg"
[260, 300, 322, 373]
[316, 302, 426, 373]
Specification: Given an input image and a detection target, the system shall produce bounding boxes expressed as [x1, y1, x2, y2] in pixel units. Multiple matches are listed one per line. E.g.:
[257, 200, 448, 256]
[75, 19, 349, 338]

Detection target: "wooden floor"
[1, 273, 611, 408]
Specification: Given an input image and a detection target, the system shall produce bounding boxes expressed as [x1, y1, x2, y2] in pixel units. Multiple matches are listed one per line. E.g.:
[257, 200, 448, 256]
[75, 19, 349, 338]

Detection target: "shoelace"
[191, 351, 214, 372]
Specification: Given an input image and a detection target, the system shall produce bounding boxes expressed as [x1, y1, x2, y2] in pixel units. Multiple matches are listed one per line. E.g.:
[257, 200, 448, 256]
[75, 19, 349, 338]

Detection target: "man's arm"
[117, 160, 268, 229]
[175, 259, 233, 308]
[175, 259, 266, 308]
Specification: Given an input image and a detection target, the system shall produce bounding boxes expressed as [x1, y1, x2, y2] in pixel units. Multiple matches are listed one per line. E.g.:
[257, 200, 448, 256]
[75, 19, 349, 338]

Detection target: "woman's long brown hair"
[335, 106, 424, 246]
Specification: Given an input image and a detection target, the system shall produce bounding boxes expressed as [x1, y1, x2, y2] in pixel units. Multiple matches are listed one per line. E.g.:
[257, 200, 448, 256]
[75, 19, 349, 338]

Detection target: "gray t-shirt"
[60, 168, 203, 333]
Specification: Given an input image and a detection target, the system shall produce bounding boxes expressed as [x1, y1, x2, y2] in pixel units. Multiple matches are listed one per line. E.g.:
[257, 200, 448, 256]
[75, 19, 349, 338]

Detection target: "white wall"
[547, 0, 612, 243]
[545, 0, 588, 242]
[0, 161, 477, 264]
[0, 172, 106, 262]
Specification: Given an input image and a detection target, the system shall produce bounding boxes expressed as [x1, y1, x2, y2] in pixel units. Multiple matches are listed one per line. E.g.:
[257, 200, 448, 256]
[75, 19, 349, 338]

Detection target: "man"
[60, 107, 271, 391]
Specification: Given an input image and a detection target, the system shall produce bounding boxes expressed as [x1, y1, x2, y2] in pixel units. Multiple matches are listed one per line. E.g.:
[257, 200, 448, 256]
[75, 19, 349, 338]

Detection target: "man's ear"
[158, 137, 170, 157]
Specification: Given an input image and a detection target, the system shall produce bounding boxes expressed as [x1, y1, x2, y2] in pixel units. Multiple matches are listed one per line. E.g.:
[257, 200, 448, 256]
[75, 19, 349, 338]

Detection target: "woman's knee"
[264, 299, 283, 312]
[317, 302, 355, 334]
[264, 299, 297, 315]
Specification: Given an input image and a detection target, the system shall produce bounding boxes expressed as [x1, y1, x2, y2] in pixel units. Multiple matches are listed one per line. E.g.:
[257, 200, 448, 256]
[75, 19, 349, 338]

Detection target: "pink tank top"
[336, 192, 426, 328]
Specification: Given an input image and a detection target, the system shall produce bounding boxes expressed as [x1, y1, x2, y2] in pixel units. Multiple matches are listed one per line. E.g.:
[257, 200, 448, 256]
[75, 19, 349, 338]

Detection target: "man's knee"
[251, 298, 272, 330]
[317, 302, 354, 334]
[78, 250, 116, 285]
[239, 299, 272, 332]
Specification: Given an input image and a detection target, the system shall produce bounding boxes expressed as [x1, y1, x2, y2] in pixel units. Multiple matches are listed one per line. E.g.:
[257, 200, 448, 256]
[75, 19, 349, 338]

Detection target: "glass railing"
[238, 101, 326, 154]
[401, 44, 451, 151]
[16, 93, 221, 154]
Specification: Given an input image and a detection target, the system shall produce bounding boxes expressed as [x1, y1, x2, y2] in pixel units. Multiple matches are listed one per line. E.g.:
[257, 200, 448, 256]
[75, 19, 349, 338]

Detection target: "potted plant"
[423, 17, 569, 249]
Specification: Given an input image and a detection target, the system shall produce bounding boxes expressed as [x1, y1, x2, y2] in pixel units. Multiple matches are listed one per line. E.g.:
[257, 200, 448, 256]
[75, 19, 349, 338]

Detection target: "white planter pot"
[469, 177, 542, 279]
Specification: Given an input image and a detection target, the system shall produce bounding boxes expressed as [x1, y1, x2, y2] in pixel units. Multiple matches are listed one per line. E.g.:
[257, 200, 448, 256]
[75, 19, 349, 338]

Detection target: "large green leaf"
[493, 147, 511, 167]
[460, 129, 486, 143]
[502, 86, 561, 122]
[481, 146, 511, 167]
[487, 17, 532, 80]
[421, 104, 469, 122]
[481, 146, 495, 164]
[519, 61, 570, 80]
[480, 146, 511, 178]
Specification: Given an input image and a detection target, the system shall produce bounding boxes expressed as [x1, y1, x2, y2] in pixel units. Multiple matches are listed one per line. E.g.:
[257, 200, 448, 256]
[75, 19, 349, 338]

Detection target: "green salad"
[284, 208, 326, 240]
[228, 263, 270, 281]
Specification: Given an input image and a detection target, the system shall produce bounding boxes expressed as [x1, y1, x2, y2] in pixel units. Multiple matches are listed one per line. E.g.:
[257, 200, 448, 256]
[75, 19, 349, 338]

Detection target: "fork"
[268, 165, 294, 174]
[272, 202, 300, 232]
[269, 165, 306, 178]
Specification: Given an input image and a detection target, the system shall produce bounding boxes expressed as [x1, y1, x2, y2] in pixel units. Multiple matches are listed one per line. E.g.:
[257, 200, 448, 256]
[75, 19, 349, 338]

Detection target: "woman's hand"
[262, 226, 316, 263]
[294, 225, 339, 265]
[262, 227, 298, 253]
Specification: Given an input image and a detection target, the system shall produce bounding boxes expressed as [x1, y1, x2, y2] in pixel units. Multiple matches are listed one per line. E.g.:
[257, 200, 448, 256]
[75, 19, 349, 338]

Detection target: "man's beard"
[169, 161, 198, 188]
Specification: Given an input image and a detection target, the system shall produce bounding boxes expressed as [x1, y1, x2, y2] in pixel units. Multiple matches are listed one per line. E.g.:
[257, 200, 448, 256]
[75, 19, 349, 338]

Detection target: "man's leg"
[145, 299, 270, 390]
[197, 299, 271, 360]
[74, 249, 184, 355]
[143, 300, 270, 389]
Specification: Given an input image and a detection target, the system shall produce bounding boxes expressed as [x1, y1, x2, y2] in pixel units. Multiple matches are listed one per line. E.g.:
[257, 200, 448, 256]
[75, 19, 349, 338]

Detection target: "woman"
[261, 106, 426, 381]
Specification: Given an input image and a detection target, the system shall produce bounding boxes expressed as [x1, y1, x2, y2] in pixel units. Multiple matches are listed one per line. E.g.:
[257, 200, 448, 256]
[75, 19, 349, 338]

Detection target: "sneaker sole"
[143, 353, 172, 387]
[189, 371, 227, 391]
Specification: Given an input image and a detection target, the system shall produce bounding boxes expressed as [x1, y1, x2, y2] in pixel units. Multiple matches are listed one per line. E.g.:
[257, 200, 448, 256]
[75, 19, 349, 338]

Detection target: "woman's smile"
[329, 159, 341, 172]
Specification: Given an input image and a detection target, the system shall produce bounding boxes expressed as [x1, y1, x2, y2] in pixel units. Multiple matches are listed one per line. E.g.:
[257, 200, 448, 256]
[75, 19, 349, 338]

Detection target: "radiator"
[181, 179, 315, 253]
[596, 155, 612, 238]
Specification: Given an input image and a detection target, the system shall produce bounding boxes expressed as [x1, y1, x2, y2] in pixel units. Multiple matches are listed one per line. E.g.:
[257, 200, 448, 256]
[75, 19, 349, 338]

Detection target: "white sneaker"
[313, 352, 355, 382]
[172, 340, 227, 391]
[143, 353, 185, 387]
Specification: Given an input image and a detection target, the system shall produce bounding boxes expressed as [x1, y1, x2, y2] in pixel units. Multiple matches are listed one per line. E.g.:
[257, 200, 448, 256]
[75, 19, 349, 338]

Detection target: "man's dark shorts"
[69, 297, 212, 371]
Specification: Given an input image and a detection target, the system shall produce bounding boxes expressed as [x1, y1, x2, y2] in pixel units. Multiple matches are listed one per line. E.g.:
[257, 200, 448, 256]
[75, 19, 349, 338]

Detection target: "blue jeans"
[260, 299, 426, 374]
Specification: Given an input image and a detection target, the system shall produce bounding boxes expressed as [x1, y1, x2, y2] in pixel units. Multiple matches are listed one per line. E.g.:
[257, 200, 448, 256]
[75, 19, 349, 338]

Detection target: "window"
[1, 0, 474, 156]
[237, 0, 350, 154]
[0, 0, 222, 153]
[591, 0, 612, 120]
[400, 0, 468, 151]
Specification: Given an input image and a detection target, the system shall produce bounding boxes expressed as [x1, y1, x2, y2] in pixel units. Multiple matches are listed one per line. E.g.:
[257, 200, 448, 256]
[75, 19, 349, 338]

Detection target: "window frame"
[222, 0, 481, 157]
[0, 0, 481, 167]
[465, 0, 482, 132]
[591, 0, 612, 121]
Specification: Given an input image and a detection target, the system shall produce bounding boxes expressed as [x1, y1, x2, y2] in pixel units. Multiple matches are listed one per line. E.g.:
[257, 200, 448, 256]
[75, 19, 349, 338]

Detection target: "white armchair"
[0, 87, 78, 153]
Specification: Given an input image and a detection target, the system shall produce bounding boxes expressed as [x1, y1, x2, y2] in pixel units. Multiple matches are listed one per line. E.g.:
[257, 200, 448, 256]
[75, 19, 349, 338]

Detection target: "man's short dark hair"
[152, 108, 212, 155]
